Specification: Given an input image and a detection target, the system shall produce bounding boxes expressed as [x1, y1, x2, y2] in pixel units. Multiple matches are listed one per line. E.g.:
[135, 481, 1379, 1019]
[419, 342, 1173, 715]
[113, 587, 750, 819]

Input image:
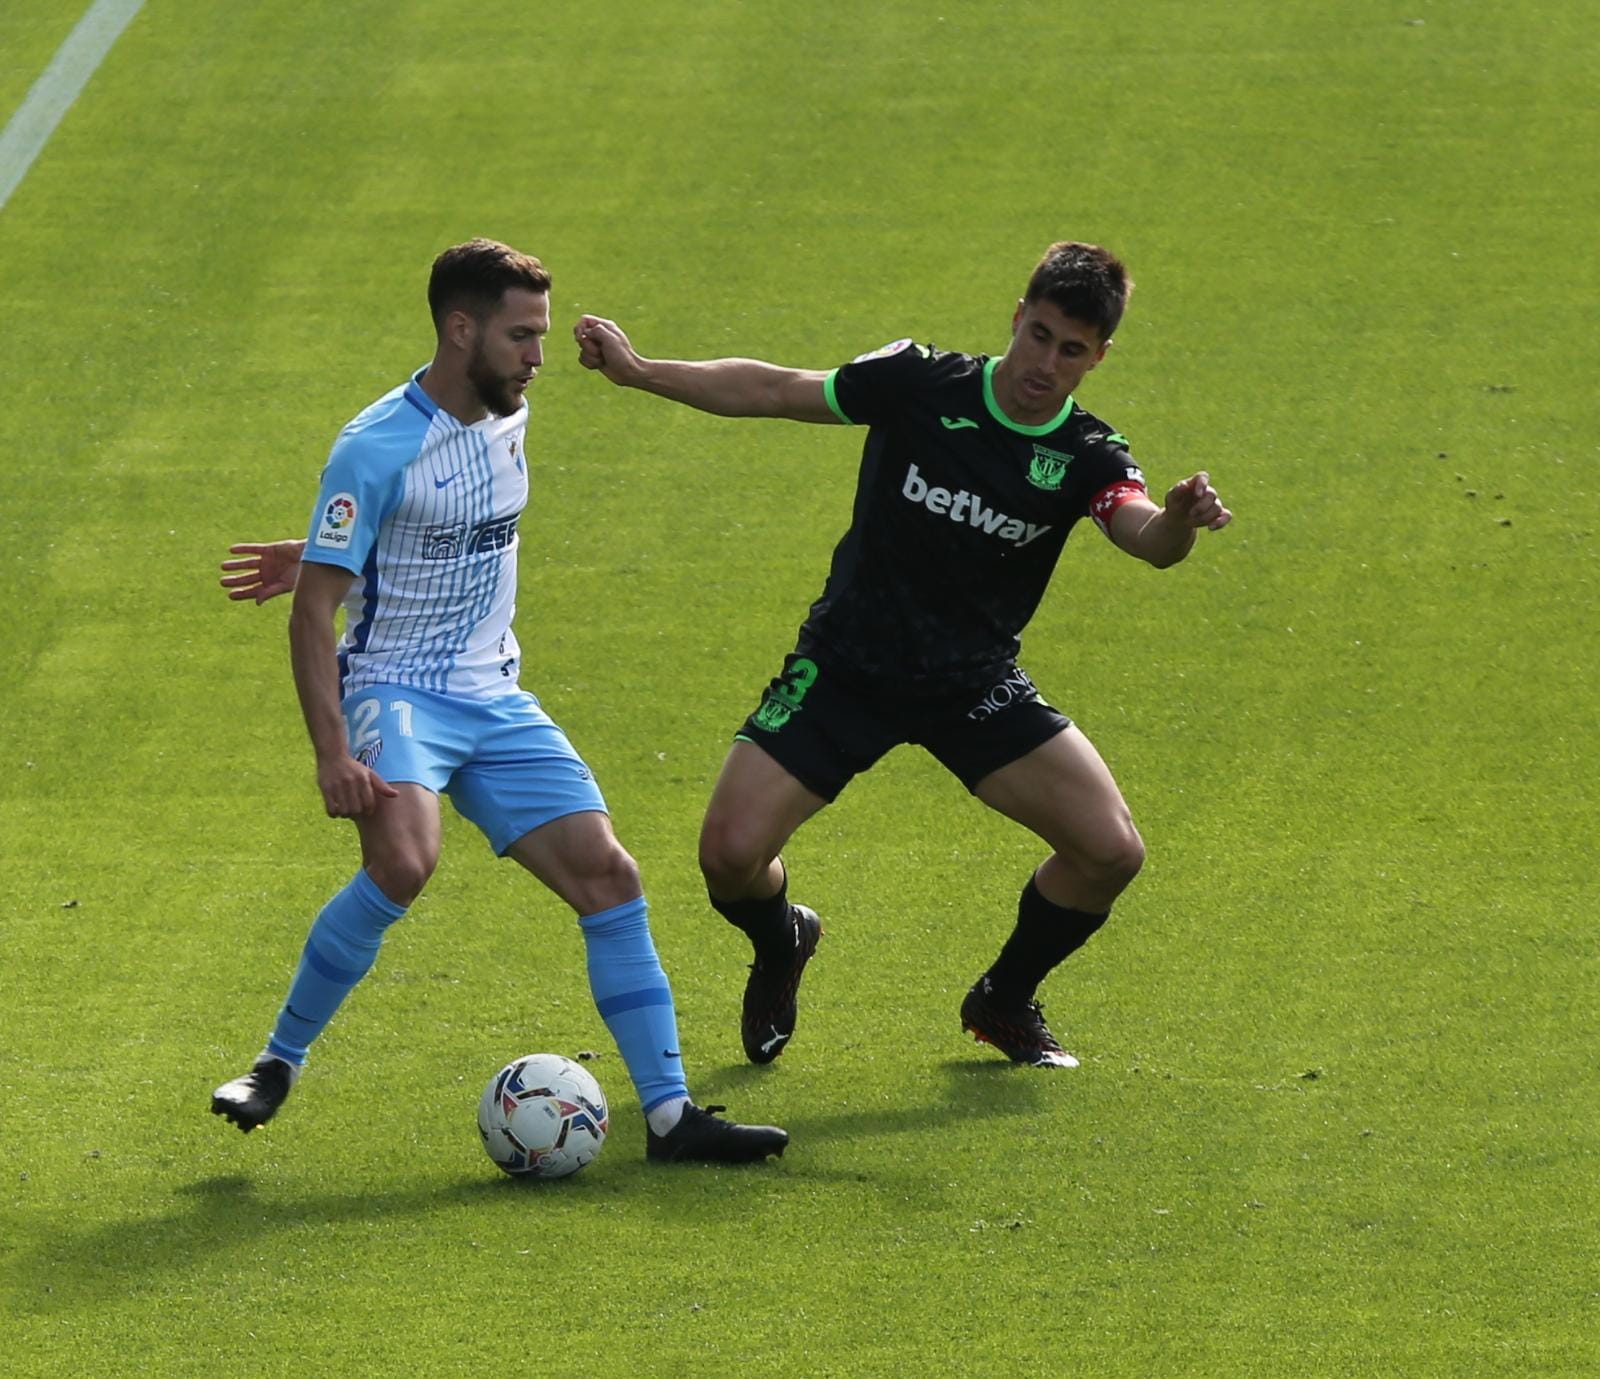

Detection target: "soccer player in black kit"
[575, 242, 1232, 1069]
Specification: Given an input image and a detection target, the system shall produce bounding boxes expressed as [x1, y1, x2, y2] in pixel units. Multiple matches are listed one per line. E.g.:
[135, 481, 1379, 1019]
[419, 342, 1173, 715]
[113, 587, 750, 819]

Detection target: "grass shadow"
[12, 1059, 1064, 1313]
[11, 1165, 594, 1317]
[693, 1054, 1055, 1143]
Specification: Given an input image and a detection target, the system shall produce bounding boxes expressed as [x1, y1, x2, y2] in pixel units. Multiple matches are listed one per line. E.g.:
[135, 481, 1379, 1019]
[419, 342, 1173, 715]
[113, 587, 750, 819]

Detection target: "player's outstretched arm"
[1109, 472, 1232, 568]
[574, 314, 839, 424]
[220, 540, 307, 603]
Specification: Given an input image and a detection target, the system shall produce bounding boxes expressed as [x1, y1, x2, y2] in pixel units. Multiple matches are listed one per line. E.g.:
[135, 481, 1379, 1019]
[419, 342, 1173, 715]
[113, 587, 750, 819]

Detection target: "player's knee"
[697, 814, 766, 893]
[1086, 822, 1145, 893]
[366, 848, 437, 906]
[595, 843, 642, 908]
[567, 837, 642, 915]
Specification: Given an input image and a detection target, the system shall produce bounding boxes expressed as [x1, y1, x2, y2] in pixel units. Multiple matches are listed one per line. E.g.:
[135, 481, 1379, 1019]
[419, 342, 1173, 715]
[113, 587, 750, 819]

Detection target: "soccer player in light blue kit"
[211, 239, 787, 1164]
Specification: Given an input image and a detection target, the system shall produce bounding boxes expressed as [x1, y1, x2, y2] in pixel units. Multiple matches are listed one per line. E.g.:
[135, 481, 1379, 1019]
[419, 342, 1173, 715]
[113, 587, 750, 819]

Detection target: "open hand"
[220, 540, 306, 603]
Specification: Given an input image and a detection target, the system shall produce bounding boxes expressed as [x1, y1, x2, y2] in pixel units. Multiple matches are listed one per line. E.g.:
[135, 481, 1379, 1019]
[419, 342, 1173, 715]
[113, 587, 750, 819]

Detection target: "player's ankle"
[645, 1096, 689, 1137]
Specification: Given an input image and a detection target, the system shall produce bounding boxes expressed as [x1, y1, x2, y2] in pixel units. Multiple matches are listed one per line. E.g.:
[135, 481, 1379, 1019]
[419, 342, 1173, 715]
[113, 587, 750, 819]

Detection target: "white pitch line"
[0, 0, 147, 214]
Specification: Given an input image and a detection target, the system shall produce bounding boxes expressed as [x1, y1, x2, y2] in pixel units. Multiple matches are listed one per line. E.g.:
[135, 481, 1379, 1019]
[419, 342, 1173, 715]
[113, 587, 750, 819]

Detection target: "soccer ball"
[477, 1054, 609, 1179]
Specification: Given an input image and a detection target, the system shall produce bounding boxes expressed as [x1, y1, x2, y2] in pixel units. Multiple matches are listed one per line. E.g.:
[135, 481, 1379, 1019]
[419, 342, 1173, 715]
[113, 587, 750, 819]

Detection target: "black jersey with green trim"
[799, 337, 1146, 688]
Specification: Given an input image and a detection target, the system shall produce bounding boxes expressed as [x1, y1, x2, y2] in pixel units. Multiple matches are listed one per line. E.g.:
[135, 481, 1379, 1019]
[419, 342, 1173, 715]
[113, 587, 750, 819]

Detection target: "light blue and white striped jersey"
[304, 367, 528, 701]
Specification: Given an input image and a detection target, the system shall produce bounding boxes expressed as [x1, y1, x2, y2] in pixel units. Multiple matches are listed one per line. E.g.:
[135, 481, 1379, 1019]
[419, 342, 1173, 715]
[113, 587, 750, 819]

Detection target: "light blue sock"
[265, 869, 407, 1066]
[579, 897, 691, 1114]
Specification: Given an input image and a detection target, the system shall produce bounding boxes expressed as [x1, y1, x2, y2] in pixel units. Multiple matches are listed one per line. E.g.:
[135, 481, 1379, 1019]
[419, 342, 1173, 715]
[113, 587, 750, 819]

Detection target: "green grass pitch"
[2, 1, 1597, 1374]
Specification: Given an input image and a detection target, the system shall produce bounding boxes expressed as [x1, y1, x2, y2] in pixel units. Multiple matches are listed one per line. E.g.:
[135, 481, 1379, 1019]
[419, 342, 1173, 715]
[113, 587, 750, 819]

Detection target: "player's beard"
[466, 342, 523, 418]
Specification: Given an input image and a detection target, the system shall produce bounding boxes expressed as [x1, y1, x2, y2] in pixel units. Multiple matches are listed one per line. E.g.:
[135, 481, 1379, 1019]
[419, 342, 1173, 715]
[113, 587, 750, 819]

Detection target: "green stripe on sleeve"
[823, 368, 854, 424]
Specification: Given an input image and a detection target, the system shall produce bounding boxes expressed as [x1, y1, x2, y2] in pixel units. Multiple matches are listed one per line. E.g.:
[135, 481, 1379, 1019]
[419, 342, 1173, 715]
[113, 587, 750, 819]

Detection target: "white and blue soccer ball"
[477, 1054, 609, 1179]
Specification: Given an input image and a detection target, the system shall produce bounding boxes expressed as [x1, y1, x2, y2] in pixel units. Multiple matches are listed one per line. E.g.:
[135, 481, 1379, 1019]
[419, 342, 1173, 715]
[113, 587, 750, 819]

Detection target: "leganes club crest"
[1027, 445, 1073, 492]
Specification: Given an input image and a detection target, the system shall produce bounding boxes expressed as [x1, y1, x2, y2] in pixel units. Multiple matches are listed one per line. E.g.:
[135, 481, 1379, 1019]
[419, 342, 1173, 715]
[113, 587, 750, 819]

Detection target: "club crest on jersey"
[1027, 445, 1073, 492]
[315, 492, 358, 548]
[851, 338, 929, 364]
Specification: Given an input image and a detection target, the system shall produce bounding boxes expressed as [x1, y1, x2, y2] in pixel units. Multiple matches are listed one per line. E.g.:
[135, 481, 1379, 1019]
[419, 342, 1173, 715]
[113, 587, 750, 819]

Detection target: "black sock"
[983, 875, 1109, 1003]
[710, 872, 791, 962]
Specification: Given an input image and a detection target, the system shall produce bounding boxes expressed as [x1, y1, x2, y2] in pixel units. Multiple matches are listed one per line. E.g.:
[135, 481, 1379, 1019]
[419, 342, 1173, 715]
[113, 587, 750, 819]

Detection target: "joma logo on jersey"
[422, 513, 521, 561]
[901, 464, 1052, 548]
[1027, 445, 1073, 491]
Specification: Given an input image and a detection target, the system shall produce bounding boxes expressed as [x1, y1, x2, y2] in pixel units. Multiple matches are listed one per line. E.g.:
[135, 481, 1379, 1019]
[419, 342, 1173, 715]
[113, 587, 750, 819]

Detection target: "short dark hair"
[1023, 242, 1132, 341]
[427, 239, 551, 328]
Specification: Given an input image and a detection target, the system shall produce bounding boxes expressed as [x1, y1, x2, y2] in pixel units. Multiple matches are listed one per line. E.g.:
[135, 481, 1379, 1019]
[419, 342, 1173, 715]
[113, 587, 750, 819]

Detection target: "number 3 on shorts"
[753, 657, 818, 733]
[773, 657, 818, 708]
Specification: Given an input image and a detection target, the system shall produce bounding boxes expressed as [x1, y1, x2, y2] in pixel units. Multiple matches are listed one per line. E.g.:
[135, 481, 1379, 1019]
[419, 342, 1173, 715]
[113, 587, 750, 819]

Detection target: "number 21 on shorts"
[348, 696, 415, 752]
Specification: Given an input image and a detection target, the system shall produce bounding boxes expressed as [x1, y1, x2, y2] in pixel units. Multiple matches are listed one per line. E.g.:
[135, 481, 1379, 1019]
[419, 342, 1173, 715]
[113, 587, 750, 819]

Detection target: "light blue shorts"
[341, 685, 607, 854]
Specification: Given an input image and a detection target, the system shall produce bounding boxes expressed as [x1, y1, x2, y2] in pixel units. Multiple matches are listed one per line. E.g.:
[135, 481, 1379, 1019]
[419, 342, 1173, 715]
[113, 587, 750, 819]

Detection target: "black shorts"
[735, 651, 1072, 802]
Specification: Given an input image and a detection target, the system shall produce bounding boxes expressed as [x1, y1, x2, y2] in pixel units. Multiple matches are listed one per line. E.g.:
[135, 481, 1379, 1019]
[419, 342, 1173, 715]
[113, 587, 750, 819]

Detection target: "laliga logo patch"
[316, 492, 358, 548]
[851, 338, 928, 364]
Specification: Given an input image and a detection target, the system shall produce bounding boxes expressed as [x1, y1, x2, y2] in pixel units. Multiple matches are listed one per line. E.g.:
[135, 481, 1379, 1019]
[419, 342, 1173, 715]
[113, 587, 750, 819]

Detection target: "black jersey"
[798, 338, 1147, 688]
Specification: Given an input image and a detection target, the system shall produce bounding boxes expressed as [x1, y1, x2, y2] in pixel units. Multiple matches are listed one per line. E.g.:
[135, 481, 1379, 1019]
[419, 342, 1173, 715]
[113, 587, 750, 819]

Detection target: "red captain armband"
[1089, 480, 1148, 536]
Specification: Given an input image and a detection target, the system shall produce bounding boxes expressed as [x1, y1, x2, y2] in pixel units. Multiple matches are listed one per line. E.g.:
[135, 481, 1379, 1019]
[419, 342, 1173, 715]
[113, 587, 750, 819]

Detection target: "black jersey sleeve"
[1074, 429, 1150, 533]
[1078, 430, 1146, 495]
[822, 338, 935, 426]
